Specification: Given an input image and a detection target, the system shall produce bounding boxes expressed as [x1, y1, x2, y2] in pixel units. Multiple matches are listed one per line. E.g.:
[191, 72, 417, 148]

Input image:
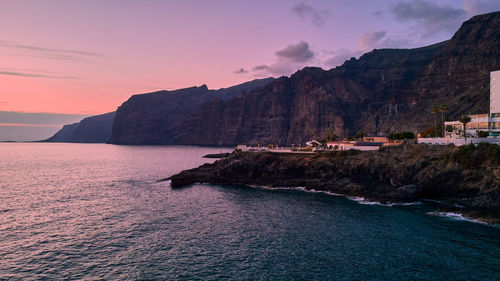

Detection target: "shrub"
[447, 143, 500, 168]
[389, 131, 415, 140]
[477, 131, 489, 138]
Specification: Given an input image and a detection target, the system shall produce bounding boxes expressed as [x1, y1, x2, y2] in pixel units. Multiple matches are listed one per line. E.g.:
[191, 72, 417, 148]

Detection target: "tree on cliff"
[439, 104, 448, 137]
[460, 115, 472, 142]
[431, 105, 439, 137]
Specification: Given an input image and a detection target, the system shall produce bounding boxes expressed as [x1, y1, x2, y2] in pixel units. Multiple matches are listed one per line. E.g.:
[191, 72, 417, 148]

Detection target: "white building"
[444, 70, 500, 138]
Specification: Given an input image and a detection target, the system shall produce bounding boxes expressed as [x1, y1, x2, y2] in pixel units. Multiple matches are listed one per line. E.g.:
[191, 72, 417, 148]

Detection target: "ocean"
[0, 143, 499, 280]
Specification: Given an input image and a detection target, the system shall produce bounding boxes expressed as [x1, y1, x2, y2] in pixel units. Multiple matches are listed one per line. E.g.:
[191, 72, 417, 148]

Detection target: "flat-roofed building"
[445, 70, 500, 138]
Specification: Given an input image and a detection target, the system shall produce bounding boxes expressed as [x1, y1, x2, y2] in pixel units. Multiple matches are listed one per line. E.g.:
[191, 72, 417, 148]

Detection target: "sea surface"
[0, 143, 499, 280]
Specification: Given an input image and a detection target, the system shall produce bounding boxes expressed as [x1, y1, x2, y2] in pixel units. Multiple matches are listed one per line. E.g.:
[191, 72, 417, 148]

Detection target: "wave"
[346, 196, 422, 207]
[250, 185, 421, 207]
[426, 211, 488, 225]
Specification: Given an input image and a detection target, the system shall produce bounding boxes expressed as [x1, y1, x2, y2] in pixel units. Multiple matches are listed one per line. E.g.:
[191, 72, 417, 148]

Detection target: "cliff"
[52, 12, 500, 145]
[169, 143, 500, 223]
[43, 112, 115, 143]
[174, 12, 500, 145]
[108, 78, 274, 144]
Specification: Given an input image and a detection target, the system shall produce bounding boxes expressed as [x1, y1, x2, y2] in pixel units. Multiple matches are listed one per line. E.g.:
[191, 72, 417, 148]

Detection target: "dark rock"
[169, 144, 500, 223]
[108, 78, 274, 145]
[203, 153, 231, 158]
[43, 112, 115, 143]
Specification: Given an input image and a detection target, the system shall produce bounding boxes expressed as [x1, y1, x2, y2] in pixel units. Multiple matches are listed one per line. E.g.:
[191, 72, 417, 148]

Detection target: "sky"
[0, 0, 499, 140]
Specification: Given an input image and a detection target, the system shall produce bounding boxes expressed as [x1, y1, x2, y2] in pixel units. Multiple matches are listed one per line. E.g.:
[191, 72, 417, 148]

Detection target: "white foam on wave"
[426, 211, 487, 225]
[346, 196, 422, 207]
[250, 185, 422, 207]
[308, 188, 343, 196]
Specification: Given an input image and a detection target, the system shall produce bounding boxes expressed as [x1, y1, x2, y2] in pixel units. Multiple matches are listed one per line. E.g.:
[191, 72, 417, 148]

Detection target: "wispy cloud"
[323, 49, 362, 68]
[462, 0, 500, 16]
[0, 111, 88, 126]
[234, 67, 249, 74]
[0, 40, 108, 62]
[356, 29, 413, 52]
[323, 28, 414, 68]
[0, 71, 79, 80]
[0, 123, 63, 128]
[391, 0, 467, 37]
[292, 1, 332, 26]
[358, 30, 387, 51]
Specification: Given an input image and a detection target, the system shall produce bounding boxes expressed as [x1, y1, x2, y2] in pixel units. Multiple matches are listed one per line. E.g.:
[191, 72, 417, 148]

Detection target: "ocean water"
[0, 143, 499, 280]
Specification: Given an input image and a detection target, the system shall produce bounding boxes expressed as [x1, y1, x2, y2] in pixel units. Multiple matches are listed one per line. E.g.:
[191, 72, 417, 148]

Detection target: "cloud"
[234, 67, 249, 74]
[357, 29, 414, 52]
[252, 65, 270, 71]
[461, 0, 500, 17]
[0, 71, 79, 79]
[0, 40, 106, 57]
[358, 30, 387, 51]
[0, 111, 88, 126]
[292, 2, 332, 26]
[248, 41, 316, 77]
[324, 49, 363, 67]
[275, 41, 314, 63]
[391, 0, 467, 37]
[252, 62, 297, 77]
[323, 28, 415, 68]
[0, 40, 107, 62]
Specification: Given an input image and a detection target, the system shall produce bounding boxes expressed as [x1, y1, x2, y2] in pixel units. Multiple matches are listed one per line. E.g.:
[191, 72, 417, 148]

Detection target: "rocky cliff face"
[107, 78, 274, 144]
[174, 12, 499, 146]
[43, 112, 115, 143]
[52, 12, 500, 145]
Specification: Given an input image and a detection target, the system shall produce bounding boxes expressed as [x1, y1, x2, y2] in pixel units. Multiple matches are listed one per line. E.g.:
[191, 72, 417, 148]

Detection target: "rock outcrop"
[43, 112, 115, 143]
[169, 143, 500, 223]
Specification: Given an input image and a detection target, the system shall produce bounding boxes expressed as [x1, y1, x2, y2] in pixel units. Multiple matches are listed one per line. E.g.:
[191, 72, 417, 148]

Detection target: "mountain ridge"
[46, 12, 500, 145]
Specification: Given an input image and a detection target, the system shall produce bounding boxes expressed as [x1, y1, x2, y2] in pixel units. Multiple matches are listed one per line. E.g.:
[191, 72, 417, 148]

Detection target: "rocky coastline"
[169, 144, 500, 224]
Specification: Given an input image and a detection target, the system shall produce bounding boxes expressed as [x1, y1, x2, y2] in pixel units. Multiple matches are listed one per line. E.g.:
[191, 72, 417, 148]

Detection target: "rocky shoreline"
[169, 144, 500, 224]
[202, 152, 231, 159]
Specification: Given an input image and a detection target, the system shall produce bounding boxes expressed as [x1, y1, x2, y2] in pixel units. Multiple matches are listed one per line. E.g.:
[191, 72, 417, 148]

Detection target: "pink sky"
[1, 0, 499, 116]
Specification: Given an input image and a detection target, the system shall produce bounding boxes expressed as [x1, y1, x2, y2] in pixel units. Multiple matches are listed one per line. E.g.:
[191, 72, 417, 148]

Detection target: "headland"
[169, 143, 500, 224]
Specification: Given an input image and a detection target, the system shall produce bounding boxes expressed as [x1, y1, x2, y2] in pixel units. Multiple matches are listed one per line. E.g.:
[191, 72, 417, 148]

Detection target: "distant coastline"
[169, 144, 500, 224]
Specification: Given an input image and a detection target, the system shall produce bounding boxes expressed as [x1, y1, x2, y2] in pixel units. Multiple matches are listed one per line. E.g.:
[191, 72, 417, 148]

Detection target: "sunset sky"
[1, 0, 499, 140]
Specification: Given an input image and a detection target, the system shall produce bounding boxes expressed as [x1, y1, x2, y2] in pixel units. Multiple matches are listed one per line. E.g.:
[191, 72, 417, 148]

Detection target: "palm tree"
[431, 105, 439, 137]
[459, 115, 471, 143]
[325, 128, 334, 141]
[439, 104, 448, 137]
